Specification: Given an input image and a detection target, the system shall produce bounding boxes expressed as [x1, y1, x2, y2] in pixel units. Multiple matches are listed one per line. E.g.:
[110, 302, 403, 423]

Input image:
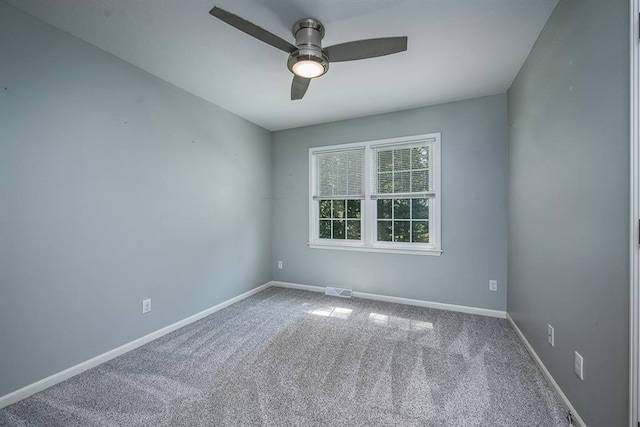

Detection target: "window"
[314, 148, 364, 241]
[309, 133, 441, 255]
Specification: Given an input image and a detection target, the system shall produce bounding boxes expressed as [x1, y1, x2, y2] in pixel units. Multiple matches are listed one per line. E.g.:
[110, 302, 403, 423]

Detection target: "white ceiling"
[5, 0, 558, 131]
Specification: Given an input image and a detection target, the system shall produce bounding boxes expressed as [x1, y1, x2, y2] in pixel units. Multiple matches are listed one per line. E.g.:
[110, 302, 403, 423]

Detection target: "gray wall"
[272, 95, 508, 311]
[0, 3, 272, 397]
[507, 0, 629, 425]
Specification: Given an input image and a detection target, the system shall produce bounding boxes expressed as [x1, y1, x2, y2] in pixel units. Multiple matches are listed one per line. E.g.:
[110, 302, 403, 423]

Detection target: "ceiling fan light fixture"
[292, 59, 325, 78]
[288, 52, 329, 79]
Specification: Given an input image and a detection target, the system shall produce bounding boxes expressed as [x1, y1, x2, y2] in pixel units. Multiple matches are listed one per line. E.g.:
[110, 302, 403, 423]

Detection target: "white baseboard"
[271, 281, 506, 318]
[270, 280, 326, 293]
[506, 313, 586, 427]
[0, 282, 272, 409]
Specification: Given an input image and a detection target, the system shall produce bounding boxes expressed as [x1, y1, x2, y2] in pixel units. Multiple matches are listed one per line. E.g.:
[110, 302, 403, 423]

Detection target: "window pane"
[377, 221, 392, 242]
[378, 150, 393, 172]
[346, 200, 361, 219]
[411, 170, 428, 192]
[378, 172, 393, 193]
[347, 220, 361, 240]
[394, 148, 411, 171]
[393, 199, 410, 219]
[333, 220, 346, 239]
[411, 146, 428, 169]
[318, 156, 335, 196]
[345, 152, 363, 197]
[394, 221, 411, 242]
[332, 200, 345, 219]
[319, 200, 331, 218]
[393, 172, 411, 193]
[377, 199, 392, 219]
[412, 221, 429, 243]
[335, 171, 347, 198]
[412, 199, 428, 219]
[394, 171, 410, 193]
[319, 220, 332, 239]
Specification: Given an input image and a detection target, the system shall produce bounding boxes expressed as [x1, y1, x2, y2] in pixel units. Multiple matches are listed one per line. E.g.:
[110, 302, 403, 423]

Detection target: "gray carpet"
[0, 287, 567, 426]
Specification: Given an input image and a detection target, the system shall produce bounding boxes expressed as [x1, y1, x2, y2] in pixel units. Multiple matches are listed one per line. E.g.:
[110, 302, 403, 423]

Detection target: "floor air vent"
[325, 287, 352, 298]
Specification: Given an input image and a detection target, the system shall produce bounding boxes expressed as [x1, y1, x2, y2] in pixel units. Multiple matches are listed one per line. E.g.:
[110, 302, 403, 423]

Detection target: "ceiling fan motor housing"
[287, 18, 329, 77]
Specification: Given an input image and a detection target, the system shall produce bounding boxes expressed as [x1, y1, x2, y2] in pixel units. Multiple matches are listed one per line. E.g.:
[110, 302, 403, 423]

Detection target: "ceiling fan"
[209, 6, 408, 100]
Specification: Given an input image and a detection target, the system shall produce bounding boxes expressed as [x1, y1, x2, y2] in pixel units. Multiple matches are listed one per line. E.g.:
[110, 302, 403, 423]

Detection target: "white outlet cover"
[489, 280, 498, 292]
[574, 351, 584, 380]
[277, 261, 283, 269]
[142, 298, 151, 314]
[547, 325, 554, 347]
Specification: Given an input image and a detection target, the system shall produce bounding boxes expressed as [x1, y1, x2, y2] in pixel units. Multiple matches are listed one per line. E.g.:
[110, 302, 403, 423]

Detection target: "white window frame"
[308, 133, 442, 256]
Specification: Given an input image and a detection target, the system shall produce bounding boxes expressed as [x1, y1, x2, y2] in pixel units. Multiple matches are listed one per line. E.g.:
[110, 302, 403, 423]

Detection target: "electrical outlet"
[489, 280, 497, 292]
[142, 298, 151, 314]
[547, 324, 554, 347]
[574, 351, 584, 380]
[277, 260, 283, 270]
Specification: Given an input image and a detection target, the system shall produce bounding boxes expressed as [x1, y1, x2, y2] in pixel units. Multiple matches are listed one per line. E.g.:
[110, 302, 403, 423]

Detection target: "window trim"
[308, 133, 442, 256]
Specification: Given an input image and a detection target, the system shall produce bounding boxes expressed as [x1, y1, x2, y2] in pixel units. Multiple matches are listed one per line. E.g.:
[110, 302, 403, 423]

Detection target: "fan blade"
[209, 7, 296, 53]
[291, 76, 311, 100]
[325, 37, 408, 62]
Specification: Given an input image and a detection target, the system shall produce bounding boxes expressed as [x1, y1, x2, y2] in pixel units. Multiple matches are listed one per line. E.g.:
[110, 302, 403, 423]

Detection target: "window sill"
[307, 242, 443, 256]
